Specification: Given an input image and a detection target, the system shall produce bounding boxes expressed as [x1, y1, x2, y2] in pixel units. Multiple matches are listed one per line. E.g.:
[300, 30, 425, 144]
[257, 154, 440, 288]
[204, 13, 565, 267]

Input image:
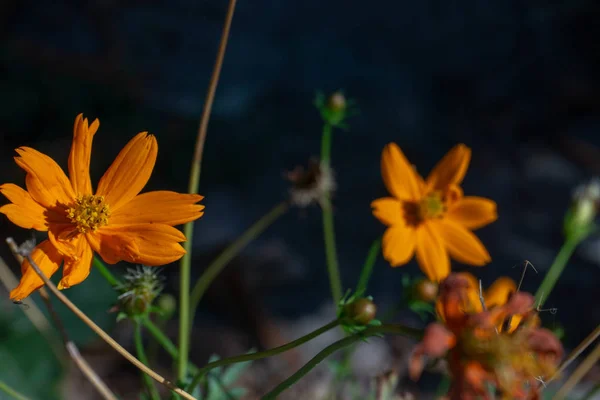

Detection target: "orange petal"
[426, 144, 471, 191]
[382, 224, 416, 267]
[110, 191, 204, 226]
[87, 223, 186, 266]
[380, 143, 423, 201]
[484, 277, 516, 309]
[68, 114, 99, 196]
[415, 222, 450, 282]
[48, 224, 80, 259]
[58, 236, 93, 290]
[371, 197, 403, 226]
[447, 196, 497, 230]
[14, 147, 75, 208]
[9, 240, 63, 301]
[96, 132, 158, 211]
[436, 220, 491, 266]
[0, 183, 48, 231]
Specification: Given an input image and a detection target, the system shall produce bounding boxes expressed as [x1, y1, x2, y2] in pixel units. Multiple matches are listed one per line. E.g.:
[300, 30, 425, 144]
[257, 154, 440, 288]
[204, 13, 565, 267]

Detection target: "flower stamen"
[418, 191, 446, 220]
[67, 195, 110, 233]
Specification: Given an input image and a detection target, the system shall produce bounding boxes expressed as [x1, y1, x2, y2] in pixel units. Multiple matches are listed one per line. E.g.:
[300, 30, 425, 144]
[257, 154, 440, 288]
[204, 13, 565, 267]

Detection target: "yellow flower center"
[418, 191, 446, 220]
[67, 195, 110, 233]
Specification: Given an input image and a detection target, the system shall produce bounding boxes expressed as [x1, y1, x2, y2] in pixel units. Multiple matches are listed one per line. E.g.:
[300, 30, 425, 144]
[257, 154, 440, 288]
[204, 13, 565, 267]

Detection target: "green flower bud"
[344, 297, 377, 326]
[116, 266, 164, 317]
[413, 279, 439, 303]
[156, 294, 177, 320]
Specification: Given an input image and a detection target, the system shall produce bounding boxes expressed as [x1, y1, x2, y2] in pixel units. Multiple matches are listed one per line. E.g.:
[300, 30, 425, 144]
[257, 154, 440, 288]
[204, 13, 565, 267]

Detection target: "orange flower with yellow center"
[371, 143, 497, 281]
[0, 114, 204, 301]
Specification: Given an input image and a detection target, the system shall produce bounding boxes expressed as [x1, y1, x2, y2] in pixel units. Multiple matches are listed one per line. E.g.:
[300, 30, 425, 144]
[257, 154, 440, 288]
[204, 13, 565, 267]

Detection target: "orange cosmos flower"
[371, 143, 497, 281]
[0, 114, 204, 301]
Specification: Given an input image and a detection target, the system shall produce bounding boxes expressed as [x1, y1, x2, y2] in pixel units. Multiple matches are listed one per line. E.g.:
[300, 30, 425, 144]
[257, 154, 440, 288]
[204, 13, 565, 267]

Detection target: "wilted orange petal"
[110, 191, 204, 226]
[436, 220, 491, 266]
[415, 222, 450, 282]
[382, 224, 416, 266]
[380, 143, 423, 201]
[0, 183, 48, 231]
[88, 223, 186, 266]
[48, 224, 79, 259]
[484, 277, 516, 309]
[58, 235, 93, 290]
[96, 132, 158, 211]
[68, 114, 99, 195]
[447, 196, 497, 230]
[426, 144, 471, 191]
[10, 240, 63, 301]
[14, 147, 75, 208]
[371, 197, 403, 226]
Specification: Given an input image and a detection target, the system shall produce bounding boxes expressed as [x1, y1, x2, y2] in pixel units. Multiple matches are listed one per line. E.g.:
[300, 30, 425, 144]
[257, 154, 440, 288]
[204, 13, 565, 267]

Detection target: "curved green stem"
[262, 323, 421, 399]
[143, 318, 199, 375]
[187, 319, 341, 392]
[355, 238, 381, 297]
[93, 256, 121, 287]
[0, 380, 31, 400]
[135, 323, 161, 400]
[534, 234, 585, 307]
[188, 201, 289, 321]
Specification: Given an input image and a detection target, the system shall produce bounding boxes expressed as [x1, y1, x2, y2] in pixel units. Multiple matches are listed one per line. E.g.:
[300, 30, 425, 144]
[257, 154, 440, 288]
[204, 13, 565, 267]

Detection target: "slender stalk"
[535, 235, 582, 307]
[262, 323, 421, 399]
[135, 323, 161, 400]
[143, 318, 200, 374]
[321, 197, 342, 305]
[9, 242, 197, 400]
[547, 324, 600, 386]
[355, 238, 381, 297]
[186, 319, 341, 391]
[553, 340, 600, 400]
[179, 0, 238, 382]
[320, 123, 333, 164]
[6, 241, 117, 400]
[93, 256, 121, 286]
[188, 201, 288, 321]
[0, 380, 31, 400]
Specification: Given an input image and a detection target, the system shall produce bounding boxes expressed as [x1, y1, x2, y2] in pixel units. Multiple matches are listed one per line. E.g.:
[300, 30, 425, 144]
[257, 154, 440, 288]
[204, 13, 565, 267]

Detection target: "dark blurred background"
[1, 0, 600, 398]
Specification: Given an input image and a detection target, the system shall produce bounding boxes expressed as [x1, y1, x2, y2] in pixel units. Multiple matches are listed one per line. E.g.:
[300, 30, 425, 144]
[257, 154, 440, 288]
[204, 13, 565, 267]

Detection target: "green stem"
[186, 319, 341, 391]
[534, 234, 584, 307]
[320, 123, 333, 164]
[188, 202, 289, 321]
[355, 238, 381, 297]
[322, 197, 342, 305]
[0, 380, 30, 400]
[134, 323, 161, 400]
[93, 256, 121, 286]
[143, 318, 200, 374]
[262, 323, 421, 399]
[581, 383, 600, 400]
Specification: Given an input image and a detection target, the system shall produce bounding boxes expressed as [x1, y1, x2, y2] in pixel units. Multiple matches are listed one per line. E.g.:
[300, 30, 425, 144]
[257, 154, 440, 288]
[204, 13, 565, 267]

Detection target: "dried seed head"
[285, 159, 336, 207]
[116, 265, 164, 316]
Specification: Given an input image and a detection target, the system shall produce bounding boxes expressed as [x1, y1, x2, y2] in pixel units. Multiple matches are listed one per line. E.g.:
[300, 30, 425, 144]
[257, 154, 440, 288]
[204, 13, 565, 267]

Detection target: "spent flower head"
[0, 114, 205, 300]
[115, 265, 164, 317]
[372, 144, 497, 282]
[285, 159, 336, 208]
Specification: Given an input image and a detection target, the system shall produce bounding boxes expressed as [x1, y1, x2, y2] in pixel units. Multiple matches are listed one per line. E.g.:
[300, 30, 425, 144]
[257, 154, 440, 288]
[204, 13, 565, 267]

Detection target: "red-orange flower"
[0, 114, 204, 300]
[371, 144, 497, 281]
[410, 273, 563, 400]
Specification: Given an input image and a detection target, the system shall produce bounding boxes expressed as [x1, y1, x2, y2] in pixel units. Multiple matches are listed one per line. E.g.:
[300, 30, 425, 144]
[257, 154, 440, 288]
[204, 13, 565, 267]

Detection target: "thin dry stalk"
[6, 237, 197, 400]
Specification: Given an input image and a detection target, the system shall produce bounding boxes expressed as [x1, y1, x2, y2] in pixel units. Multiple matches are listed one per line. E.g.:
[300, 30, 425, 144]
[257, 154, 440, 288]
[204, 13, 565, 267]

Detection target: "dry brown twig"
[6, 237, 197, 400]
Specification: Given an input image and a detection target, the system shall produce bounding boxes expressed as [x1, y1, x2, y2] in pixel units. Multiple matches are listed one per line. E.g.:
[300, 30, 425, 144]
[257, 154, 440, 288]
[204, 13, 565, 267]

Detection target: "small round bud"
[327, 92, 346, 114]
[344, 298, 377, 325]
[413, 279, 438, 303]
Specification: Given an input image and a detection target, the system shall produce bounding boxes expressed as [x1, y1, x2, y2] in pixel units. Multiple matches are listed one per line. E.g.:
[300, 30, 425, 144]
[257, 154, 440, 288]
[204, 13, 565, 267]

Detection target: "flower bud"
[344, 297, 377, 325]
[413, 279, 439, 303]
[327, 92, 347, 114]
[565, 178, 600, 237]
[157, 293, 177, 320]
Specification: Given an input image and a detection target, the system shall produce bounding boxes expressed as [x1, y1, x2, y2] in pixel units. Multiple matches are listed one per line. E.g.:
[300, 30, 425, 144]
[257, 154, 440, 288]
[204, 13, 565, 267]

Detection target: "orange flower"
[371, 143, 497, 281]
[410, 273, 563, 400]
[0, 114, 205, 301]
